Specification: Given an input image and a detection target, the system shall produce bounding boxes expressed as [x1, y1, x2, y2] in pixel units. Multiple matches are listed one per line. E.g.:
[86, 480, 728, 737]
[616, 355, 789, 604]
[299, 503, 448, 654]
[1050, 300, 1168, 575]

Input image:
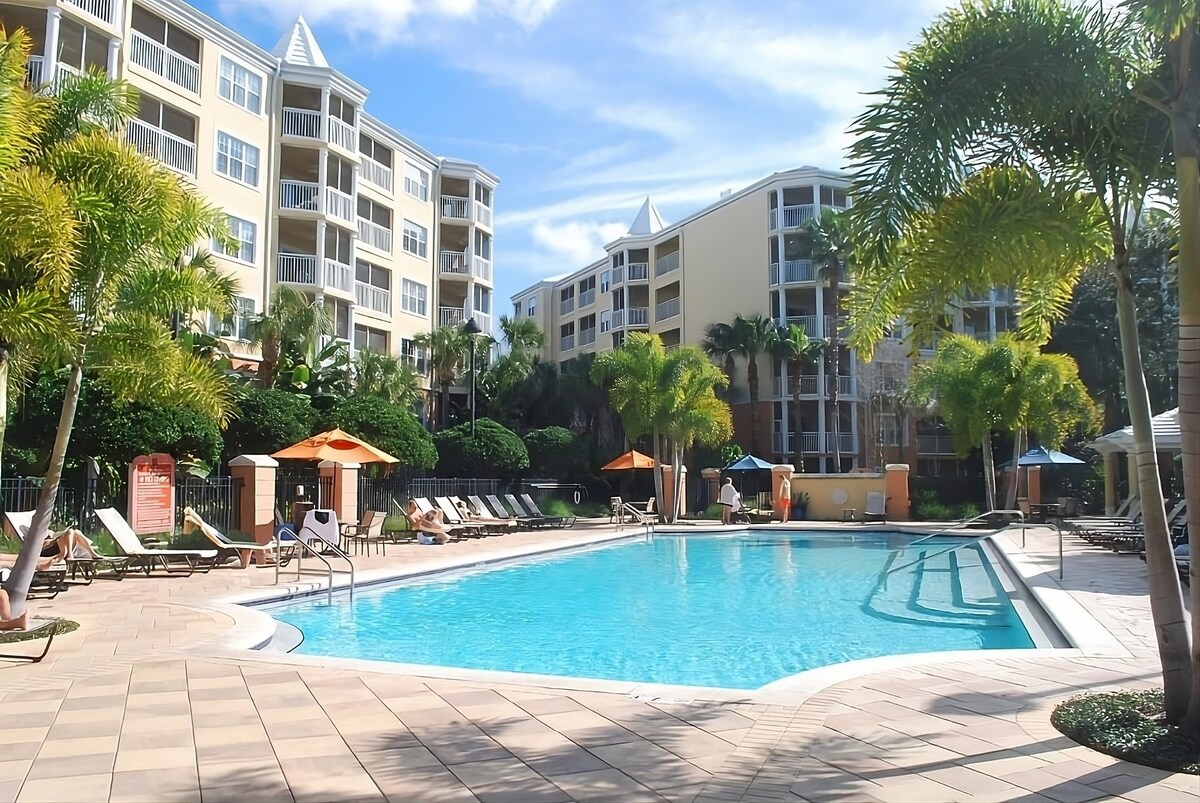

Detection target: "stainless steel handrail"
[274, 530, 357, 604]
[886, 510, 1026, 577]
[907, 509, 1026, 548]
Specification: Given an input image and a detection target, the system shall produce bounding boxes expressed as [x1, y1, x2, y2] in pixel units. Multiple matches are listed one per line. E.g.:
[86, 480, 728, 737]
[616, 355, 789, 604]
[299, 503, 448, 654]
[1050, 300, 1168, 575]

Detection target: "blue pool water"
[267, 532, 1034, 689]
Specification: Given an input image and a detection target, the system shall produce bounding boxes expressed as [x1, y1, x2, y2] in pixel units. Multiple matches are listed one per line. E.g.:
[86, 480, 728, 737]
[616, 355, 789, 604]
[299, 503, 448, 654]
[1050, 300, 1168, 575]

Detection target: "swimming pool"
[266, 531, 1035, 689]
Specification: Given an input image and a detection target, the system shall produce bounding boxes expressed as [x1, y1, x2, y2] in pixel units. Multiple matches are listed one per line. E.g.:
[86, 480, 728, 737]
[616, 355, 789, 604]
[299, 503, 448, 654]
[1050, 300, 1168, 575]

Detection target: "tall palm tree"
[498, 314, 544, 359]
[729, 314, 778, 453]
[797, 208, 854, 472]
[701, 321, 738, 393]
[352, 349, 421, 411]
[249, 286, 331, 389]
[844, 0, 1194, 723]
[415, 325, 470, 429]
[770, 324, 822, 463]
[660, 346, 732, 523]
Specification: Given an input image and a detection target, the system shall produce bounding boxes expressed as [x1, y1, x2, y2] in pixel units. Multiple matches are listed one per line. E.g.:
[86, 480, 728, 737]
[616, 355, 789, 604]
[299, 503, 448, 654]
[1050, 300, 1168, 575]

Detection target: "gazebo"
[1088, 408, 1180, 514]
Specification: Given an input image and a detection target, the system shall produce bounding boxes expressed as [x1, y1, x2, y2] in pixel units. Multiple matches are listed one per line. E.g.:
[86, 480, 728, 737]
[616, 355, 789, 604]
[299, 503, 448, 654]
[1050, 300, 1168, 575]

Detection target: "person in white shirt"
[718, 477, 740, 525]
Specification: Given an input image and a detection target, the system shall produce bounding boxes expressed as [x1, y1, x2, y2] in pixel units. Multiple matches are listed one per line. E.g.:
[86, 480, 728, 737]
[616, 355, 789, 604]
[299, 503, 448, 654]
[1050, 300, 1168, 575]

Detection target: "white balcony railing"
[579, 328, 596, 347]
[439, 306, 465, 328]
[126, 119, 195, 174]
[655, 297, 680, 321]
[279, 179, 320, 211]
[473, 257, 492, 282]
[277, 253, 318, 285]
[25, 56, 44, 88]
[355, 282, 391, 315]
[917, 434, 957, 454]
[439, 250, 469, 275]
[471, 312, 492, 334]
[360, 158, 393, 192]
[782, 315, 820, 339]
[655, 251, 680, 276]
[441, 195, 470, 220]
[578, 289, 596, 308]
[282, 107, 322, 139]
[780, 260, 815, 283]
[798, 432, 820, 453]
[626, 307, 649, 327]
[627, 262, 649, 283]
[560, 334, 575, 352]
[475, 203, 492, 228]
[769, 204, 817, 230]
[611, 265, 625, 285]
[129, 31, 199, 93]
[325, 187, 355, 224]
[327, 116, 356, 152]
[65, 0, 115, 24]
[357, 218, 392, 253]
[559, 298, 575, 316]
[323, 258, 352, 293]
[772, 431, 795, 455]
[826, 432, 856, 454]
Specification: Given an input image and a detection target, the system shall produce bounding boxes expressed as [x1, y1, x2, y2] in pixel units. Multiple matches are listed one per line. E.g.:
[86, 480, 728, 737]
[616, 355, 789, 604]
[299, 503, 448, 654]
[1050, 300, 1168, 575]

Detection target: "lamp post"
[462, 317, 482, 436]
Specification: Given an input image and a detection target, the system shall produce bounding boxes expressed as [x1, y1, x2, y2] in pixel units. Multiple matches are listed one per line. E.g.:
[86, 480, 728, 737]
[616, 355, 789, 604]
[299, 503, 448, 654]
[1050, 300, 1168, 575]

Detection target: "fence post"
[229, 455, 278, 557]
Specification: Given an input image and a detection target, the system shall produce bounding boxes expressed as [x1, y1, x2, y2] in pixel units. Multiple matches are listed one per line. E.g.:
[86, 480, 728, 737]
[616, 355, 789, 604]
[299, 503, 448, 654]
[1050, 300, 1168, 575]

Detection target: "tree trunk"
[651, 429, 666, 524]
[0, 350, 8, 489]
[2, 360, 84, 616]
[981, 432, 997, 512]
[1005, 430, 1025, 511]
[747, 355, 760, 453]
[1114, 260, 1193, 724]
[827, 274, 843, 473]
[439, 382, 451, 430]
[671, 441, 685, 525]
[259, 332, 280, 389]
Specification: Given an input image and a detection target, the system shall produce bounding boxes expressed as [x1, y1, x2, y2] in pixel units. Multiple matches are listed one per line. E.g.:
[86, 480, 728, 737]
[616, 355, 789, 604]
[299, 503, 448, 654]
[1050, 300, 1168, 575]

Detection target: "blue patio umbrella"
[722, 454, 775, 472]
[1017, 446, 1085, 466]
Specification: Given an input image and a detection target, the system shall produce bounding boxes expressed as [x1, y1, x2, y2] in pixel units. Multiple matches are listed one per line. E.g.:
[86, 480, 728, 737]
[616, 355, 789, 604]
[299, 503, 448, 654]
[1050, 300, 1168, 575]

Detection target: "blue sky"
[194, 0, 949, 311]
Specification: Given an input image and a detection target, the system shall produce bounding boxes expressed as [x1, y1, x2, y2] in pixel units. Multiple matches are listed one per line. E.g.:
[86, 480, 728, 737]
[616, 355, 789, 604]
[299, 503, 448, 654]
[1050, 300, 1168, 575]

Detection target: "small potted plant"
[793, 491, 810, 520]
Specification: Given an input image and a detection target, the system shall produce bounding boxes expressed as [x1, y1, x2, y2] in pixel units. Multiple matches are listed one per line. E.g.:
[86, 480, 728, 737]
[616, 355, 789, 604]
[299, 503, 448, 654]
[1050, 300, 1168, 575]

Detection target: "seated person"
[8, 522, 102, 565]
[0, 588, 28, 631]
[405, 500, 450, 545]
[455, 499, 516, 528]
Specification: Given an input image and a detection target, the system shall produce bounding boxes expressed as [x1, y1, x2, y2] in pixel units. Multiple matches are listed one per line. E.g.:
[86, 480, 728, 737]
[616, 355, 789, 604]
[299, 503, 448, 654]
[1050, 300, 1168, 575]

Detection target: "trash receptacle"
[293, 501, 314, 534]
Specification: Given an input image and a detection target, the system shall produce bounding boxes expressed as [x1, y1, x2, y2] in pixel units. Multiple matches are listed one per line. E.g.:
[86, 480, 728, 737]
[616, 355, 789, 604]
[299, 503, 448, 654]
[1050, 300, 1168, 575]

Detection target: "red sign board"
[128, 453, 176, 535]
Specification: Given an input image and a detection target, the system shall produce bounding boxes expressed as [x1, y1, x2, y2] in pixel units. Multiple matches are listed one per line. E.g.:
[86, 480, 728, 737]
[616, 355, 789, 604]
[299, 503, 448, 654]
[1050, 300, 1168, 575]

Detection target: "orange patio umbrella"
[601, 450, 658, 471]
[272, 428, 398, 464]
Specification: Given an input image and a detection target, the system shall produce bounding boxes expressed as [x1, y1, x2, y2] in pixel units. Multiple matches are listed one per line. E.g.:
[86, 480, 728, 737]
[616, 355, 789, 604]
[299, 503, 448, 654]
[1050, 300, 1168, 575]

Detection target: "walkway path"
[0, 524, 1193, 802]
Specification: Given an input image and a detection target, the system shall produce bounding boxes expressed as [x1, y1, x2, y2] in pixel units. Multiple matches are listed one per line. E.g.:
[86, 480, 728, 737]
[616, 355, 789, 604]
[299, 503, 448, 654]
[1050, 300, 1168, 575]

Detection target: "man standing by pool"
[778, 473, 792, 524]
[719, 477, 739, 525]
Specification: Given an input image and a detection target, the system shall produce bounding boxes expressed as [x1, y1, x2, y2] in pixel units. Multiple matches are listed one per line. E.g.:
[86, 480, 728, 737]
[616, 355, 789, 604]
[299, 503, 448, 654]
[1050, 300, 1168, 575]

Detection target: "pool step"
[867, 548, 1009, 628]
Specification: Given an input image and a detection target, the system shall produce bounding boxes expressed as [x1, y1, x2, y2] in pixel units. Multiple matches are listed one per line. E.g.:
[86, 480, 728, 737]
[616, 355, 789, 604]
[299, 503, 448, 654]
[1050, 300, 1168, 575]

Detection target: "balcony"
[279, 180, 319, 212]
[560, 334, 575, 352]
[826, 432, 856, 454]
[357, 218, 392, 253]
[439, 306, 465, 328]
[129, 31, 199, 93]
[441, 195, 470, 221]
[472, 312, 492, 334]
[126, 119, 195, 175]
[579, 328, 597, 347]
[769, 259, 816, 286]
[769, 204, 815, 230]
[781, 315, 820, 339]
[276, 254, 352, 293]
[655, 251, 680, 277]
[327, 117, 356, 152]
[559, 298, 575, 316]
[361, 158, 393, 192]
[473, 257, 492, 282]
[65, 0, 114, 25]
[439, 250, 469, 276]
[282, 107, 322, 139]
[917, 434, 956, 454]
[355, 282, 391, 315]
[655, 297, 680, 321]
[475, 203, 492, 228]
[611, 266, 625, 285]
[25, 58, 77, 91]
[578, 289, 596, 308]
[325, 187, 355, 224]
[627, 262, 649, 283]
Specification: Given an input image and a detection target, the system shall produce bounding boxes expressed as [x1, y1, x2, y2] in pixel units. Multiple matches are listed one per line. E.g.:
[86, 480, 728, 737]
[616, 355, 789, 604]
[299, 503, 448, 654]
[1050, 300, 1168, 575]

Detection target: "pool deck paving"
[0, 521, 1194, 802]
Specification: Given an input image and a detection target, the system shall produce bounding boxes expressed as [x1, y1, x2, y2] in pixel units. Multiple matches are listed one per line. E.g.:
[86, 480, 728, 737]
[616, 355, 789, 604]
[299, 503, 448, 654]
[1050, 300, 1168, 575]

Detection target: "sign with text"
[128, 453, 176, 535]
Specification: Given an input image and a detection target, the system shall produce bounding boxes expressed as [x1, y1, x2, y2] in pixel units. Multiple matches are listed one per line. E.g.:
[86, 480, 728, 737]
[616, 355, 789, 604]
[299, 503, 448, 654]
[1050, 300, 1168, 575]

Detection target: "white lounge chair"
[181, 506, 279, 567]
[94, 508, 219, 576]
[3, 510, 129, 584]
[864, 491, 888, 523]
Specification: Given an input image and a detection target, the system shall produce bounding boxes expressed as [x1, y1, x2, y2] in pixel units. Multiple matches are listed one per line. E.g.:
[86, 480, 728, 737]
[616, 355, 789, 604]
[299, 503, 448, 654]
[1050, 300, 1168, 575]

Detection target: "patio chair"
[437, 497, 515, 535]
[486, 495, 543, 529]
[505, 494, 552, 529]
[182, 507, 279, 567]
[339, 510, 388, 556]
[863, 491, 888, 523]
[520, 494, 575, 528]
[469, 495, 517, 526]
[413, 498, 478, 539]
[3, 510, 129, 584]
[94, 508, 220, 576]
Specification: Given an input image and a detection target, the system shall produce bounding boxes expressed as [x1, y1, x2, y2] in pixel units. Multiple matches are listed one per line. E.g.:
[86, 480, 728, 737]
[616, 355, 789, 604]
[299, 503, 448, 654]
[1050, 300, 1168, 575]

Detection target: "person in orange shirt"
[778, 474, 792, 524]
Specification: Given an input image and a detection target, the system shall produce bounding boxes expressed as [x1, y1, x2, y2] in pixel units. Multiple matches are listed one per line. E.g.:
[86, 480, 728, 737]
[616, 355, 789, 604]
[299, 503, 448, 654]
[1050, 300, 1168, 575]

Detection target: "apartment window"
[600, 270, 611, 294]
[473, 285, 491, 315]
[401, 338, 428, 374]
[403, 163, 430, 201]
[611, 251, 625, 268]
[578, 276, 596, 308]
[514, 301, 523, 317]
[560, 322, 575, 351]
[214, 215, 256, 264]
[820, 186, 849, 208]
[353, 324, 388, 354]
[215, 132, 259, 186]
[879, 413, 904, 447]
[579, 313, 596, 346]
[600, 310, 612, 332]
[527, 297, 537, 317]
[209, 296, 255, 341]
[402, 220, 428, 258]
[559, 286, 575, 315]
[401, 279, 427, 316]
[218, 57, 262, 113]
[355, 260, 390, 291]
[359, 135, 393, 167]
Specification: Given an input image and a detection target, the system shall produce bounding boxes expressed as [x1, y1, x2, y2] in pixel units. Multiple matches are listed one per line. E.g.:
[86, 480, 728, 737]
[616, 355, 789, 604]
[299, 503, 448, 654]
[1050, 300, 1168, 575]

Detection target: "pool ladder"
[274, 530, 357, 605]
[885, 509, 1064, 580]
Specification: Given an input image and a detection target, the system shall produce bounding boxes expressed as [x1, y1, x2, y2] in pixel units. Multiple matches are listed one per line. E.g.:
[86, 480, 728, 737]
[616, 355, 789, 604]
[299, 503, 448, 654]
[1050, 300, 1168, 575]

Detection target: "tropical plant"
[434, 417, 528, 478]
[523, 426, 586, 478]
[249, 286, 331, 389]
[796, 207, 855, 471]
[324, 394, 437, 469]
[843, 0, 1194, 724]
[769, 323, 823, 463]
[701, 321, 739, 393]
[351, 349, 421, 411]
[3, 83, 236, 615]
[221, 388, 317, 460]
[415, 325, 471, 429]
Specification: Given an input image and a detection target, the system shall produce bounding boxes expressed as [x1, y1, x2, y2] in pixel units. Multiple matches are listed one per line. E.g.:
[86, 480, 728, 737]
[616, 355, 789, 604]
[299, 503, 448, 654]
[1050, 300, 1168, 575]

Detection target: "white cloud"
[529, 219, 629, 266]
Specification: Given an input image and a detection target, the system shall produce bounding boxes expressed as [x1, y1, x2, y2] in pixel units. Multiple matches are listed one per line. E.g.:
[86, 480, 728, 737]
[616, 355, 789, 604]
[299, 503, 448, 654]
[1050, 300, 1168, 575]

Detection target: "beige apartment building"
[512, 167, 1018, 476]
[2, 0, 498, 382]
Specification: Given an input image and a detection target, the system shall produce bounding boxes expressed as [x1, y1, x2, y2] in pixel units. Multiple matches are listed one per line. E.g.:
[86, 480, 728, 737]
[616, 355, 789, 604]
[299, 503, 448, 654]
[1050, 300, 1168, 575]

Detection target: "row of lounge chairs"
[399, 494, 576, 546]
[1063, 497, 1190, 583]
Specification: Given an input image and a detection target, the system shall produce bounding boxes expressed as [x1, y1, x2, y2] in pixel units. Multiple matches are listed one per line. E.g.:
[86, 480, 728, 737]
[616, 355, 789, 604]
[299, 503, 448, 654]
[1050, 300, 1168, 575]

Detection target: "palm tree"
[770, 324, 822, 463]
[660, 346, 732, 522]
[415, 325, 470, 429]
[797, 207, 855, 471]
[352, 349, 421, 411]
[701, 321, 738, 393]
[729, 314, 778, 453]
[249, 286, 331, 389]
[844, 0, 1194, 722]
[498, 314, 544, 359]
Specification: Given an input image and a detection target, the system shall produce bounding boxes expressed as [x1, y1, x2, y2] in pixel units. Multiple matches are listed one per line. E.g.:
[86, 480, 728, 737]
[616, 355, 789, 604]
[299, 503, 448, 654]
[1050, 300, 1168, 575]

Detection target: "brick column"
[228, 455, 278, 559]
[319, 460, 360, 528]
[884, 463, 910, 520]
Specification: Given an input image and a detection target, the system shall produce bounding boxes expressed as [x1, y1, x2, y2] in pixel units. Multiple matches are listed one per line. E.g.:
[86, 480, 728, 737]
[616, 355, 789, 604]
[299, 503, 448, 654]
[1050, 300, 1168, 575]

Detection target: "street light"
[462, 317, 482, 436]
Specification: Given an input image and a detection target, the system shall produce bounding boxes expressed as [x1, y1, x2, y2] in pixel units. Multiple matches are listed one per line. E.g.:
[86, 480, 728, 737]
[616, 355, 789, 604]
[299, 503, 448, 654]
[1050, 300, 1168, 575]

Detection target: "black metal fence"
[276, 469, 334, 524]
[178, 475, 243, 535]
[357, 475, 504, 518]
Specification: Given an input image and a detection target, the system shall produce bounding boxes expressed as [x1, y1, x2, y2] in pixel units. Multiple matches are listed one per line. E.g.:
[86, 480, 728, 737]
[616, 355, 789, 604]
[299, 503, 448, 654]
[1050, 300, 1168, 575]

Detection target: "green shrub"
[224, 388, 318, 459]
[701, 503, 724, 520]
[325, 395, 437, 469]
[434, 418, 528, 478]
[1052, 690, 1198, 774]
[957, 502, 981, 519]
[524, 426, 586, 478]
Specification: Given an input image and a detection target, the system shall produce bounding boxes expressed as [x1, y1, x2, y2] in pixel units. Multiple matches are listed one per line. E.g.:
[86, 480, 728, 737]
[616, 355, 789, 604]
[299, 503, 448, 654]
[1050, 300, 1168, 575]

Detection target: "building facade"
[2, 0, 498, 379]
[512, 167, 1017, 475]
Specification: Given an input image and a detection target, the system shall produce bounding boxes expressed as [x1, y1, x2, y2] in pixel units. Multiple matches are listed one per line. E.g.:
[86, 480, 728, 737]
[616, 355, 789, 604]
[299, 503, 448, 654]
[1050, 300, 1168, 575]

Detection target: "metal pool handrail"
[887, 511, 1065, 580]
[274, 532, 356, 605]
[906, 509, 1026, 548]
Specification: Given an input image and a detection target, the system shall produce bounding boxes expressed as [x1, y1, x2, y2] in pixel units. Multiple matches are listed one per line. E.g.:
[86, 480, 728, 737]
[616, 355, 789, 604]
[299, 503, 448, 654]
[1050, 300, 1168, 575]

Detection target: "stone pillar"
[770, 465, 794, 521]
[700, 468, 721, 512]
[1027, 466, 1042, 506]
[228, 455, 278, 560]
[884, 463, 910, 520]
[44, 7, 61, 83]
[319, 460, 359, 528]
[107, 39, 120, 79]
[1103, 452, 1117, 514]
[660, 465, 687, 518]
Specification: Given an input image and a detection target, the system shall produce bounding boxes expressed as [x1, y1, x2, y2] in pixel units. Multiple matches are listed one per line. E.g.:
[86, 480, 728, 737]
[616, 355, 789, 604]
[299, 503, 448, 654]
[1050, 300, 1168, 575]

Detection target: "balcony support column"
[346, 302, 356, 359]
[318, 148, 328, 214]
[319, 87, 330, 137]
[107, 38, 120, 80]
[315, 220, 327, 286]
[44, 7, 61, 83]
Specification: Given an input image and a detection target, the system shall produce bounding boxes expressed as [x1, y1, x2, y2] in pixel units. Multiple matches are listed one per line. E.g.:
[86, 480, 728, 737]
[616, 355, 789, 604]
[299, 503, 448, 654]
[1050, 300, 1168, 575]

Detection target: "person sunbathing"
[0, 588, 28, 631]
[25, 525, 103, 564]
[455, 499, 516, 528]
[405, 500, 450, 545]
[0, 552, 72, 573]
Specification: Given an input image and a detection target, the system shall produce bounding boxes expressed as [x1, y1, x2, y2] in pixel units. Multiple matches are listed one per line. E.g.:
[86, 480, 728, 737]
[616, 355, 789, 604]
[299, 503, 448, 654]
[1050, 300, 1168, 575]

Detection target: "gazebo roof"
[1089, 408, 1180, 455]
